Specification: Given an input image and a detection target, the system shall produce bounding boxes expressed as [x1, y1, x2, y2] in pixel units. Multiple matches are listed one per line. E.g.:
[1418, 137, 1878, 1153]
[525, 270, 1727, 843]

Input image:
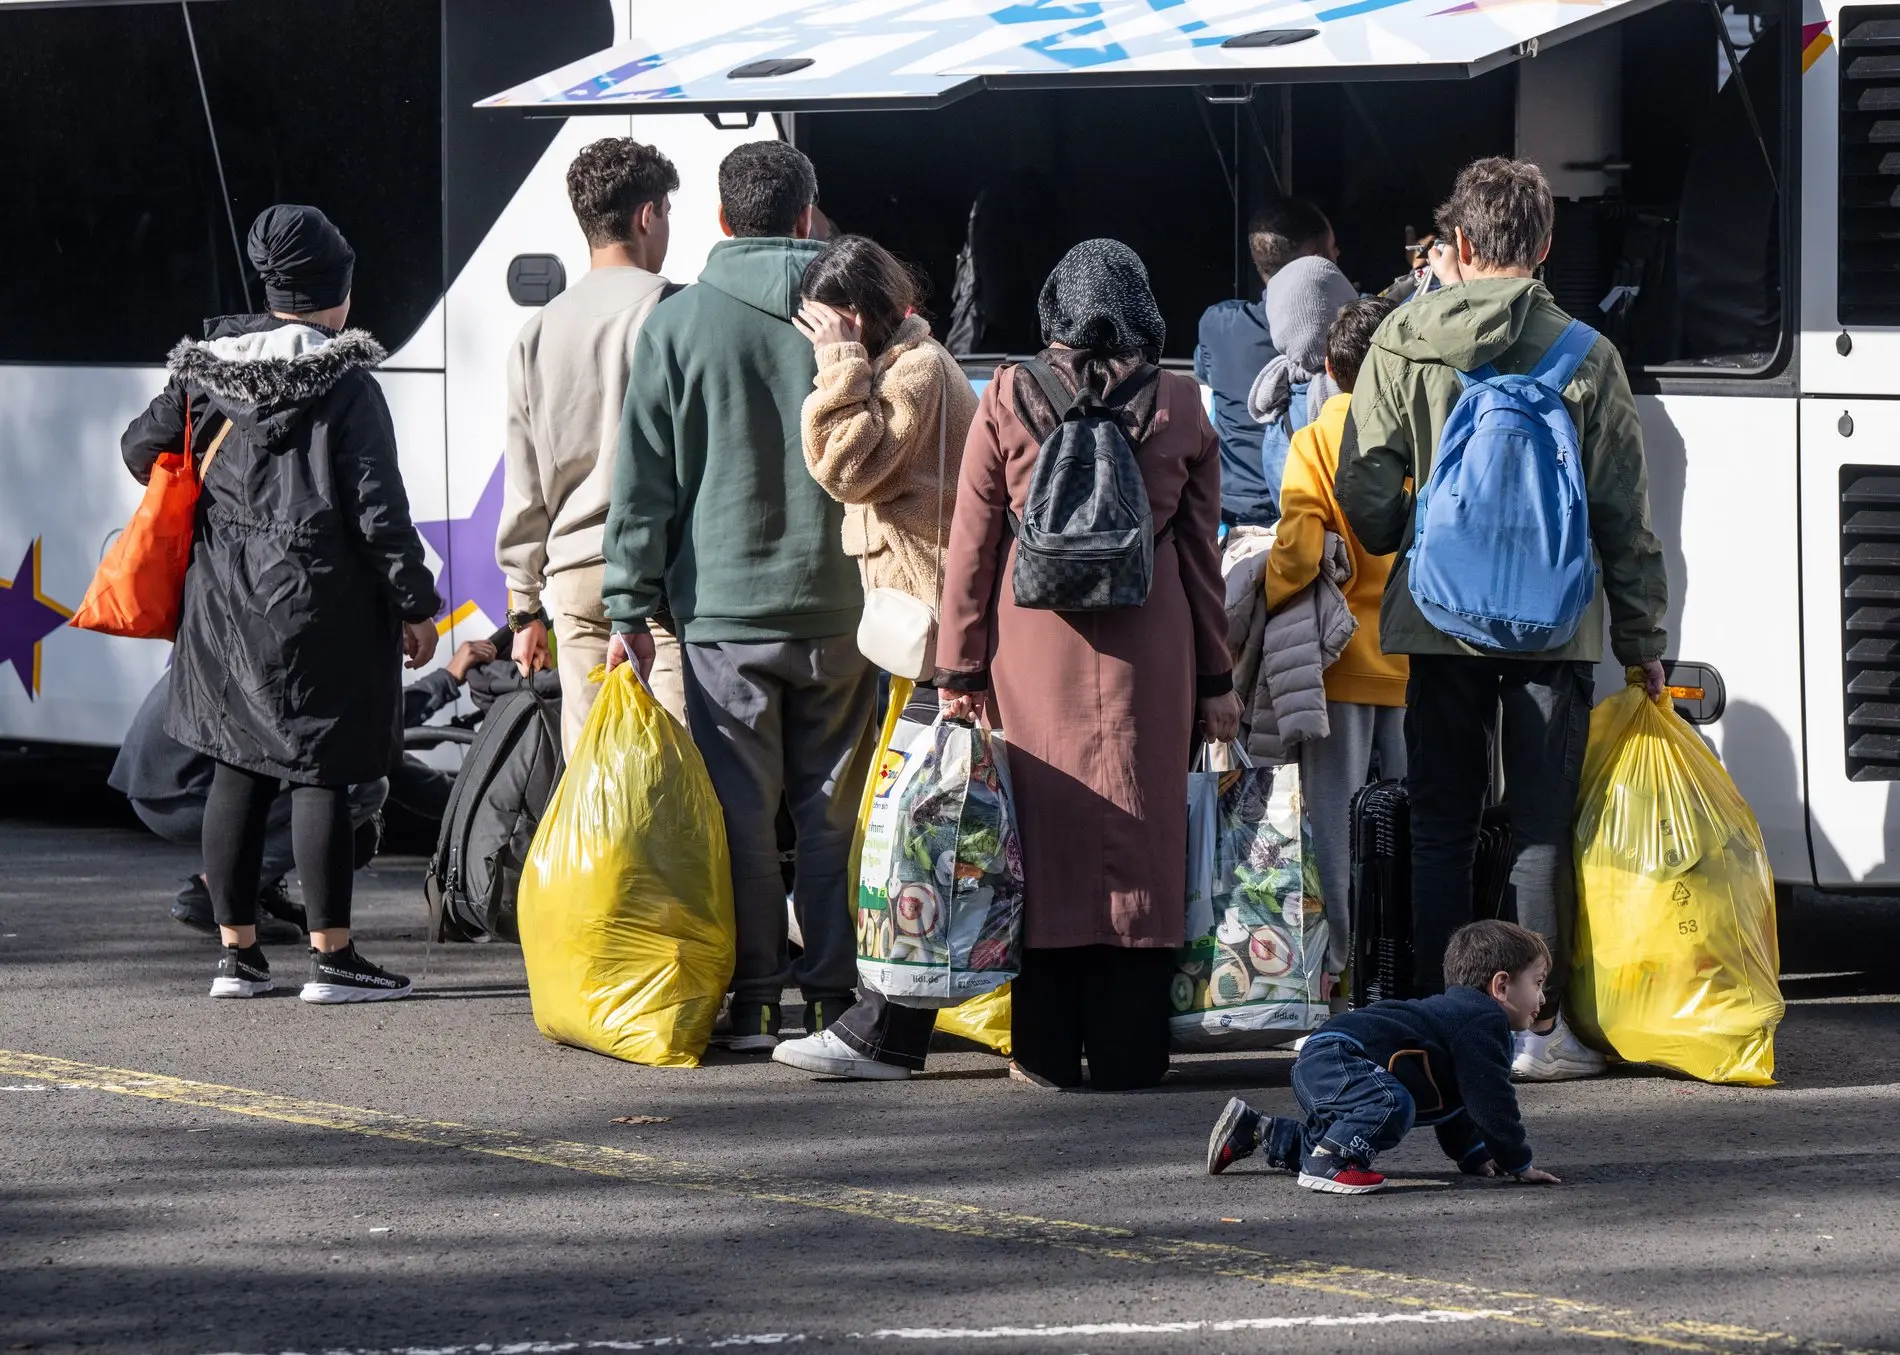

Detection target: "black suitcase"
[1347, 780, 1515, 1008]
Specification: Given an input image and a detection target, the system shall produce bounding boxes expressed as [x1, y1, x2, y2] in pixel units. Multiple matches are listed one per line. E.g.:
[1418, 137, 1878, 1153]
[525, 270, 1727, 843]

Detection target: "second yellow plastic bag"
[1571, 682, 1783, 1085]
[518, 665, 735, 1068]
[936, 982, 1013, 1056]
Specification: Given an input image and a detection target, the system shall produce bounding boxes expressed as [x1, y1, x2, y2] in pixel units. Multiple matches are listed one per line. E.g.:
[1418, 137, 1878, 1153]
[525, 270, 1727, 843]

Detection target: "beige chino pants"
[542, 565, 686, 756]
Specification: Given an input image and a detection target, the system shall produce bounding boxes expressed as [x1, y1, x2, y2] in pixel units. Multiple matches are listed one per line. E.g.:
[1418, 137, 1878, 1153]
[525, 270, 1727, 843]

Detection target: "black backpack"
[424, 687, 563, 943]
[1008, 358, 1158, 611]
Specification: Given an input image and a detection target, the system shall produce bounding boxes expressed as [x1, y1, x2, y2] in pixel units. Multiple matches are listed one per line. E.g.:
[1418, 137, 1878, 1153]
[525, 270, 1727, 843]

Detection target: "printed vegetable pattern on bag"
[857, 719, 1024, 1007]
[1173, 758, 1329, 1049]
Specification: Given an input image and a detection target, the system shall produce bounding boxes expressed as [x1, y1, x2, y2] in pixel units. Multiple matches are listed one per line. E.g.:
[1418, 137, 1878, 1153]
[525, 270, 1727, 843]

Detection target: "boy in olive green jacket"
[1336, 157, 1669, 1082]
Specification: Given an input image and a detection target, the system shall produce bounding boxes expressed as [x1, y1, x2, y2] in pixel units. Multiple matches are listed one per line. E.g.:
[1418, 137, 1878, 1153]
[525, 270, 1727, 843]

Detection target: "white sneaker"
[1511, 1014, 1607, 1081]
[771, 1029, 911, 1080]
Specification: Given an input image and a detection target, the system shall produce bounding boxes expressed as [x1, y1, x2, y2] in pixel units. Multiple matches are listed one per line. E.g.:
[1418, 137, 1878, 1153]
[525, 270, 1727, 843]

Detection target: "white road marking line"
[870, 1309, 1513, 1339]
[201, 1311, 1507, 1355]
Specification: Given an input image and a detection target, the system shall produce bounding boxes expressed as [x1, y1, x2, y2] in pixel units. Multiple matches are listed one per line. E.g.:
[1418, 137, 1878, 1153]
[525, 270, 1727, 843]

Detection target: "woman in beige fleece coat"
[774, 233, 979, 1083]
[795, 235, 978, 612]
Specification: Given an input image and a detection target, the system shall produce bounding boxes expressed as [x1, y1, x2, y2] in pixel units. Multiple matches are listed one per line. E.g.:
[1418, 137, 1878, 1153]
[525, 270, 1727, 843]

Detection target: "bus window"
[797, 86, 1250, 364]
[1592, 0, 1791, 372]
[0, 0, 441, 366]
[0, 5, 240, 364]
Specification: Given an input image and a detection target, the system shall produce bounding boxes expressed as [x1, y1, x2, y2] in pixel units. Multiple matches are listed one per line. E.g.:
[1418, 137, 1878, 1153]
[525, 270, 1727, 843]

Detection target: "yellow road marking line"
[0, 1050, 1875, 1355]
[435, 600, 479, 637]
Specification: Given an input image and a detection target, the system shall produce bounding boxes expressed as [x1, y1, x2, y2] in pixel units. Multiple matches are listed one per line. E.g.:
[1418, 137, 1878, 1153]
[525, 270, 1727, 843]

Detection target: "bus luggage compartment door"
[1801, 396, 1900, 884]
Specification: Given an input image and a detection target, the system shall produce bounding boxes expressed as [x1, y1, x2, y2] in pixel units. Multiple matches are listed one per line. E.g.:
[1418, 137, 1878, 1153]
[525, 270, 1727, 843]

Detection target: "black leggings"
[203, 762, 353, 933]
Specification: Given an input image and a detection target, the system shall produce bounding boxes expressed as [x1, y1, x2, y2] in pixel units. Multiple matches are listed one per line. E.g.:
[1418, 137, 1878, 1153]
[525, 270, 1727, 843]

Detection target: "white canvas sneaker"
[1511, 1013, 1608, 1081]
[771, 1029, 911, 1080]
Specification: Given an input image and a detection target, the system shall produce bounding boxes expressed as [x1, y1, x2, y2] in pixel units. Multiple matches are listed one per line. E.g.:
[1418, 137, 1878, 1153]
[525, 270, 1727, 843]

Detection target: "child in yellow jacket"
[1264, 296, 1406, 985]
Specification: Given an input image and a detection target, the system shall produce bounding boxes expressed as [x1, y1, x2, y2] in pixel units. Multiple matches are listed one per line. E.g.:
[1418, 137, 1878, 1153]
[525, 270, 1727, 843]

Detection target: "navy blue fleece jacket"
[1313, 984, 1533, 1174]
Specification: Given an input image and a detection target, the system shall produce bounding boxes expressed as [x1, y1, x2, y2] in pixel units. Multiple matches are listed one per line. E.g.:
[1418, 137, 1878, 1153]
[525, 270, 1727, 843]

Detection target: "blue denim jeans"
[1281, 1035, 1417, 1171]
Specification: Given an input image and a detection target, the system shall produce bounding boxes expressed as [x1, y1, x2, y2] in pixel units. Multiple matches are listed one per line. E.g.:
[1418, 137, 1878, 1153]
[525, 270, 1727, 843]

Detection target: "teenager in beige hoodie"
[496, 138, 684, 753]
[774, 233, 979, 1080]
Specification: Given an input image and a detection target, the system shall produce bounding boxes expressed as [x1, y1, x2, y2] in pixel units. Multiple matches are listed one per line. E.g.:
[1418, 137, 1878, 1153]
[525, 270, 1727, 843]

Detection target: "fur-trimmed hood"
[168, 316, 385, 445]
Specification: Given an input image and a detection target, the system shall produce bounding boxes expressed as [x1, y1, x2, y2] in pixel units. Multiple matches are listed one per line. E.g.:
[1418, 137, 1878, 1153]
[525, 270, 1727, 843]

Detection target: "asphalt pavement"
[2, 755, 1898, 1355]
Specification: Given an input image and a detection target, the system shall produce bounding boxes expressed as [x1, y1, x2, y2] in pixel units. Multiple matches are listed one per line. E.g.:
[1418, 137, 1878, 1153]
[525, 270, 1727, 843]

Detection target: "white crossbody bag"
[854, 368, 948, 680]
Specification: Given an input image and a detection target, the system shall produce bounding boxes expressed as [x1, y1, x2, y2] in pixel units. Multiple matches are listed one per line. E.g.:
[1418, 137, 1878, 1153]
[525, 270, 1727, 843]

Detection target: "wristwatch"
[506, 608, 544, 633]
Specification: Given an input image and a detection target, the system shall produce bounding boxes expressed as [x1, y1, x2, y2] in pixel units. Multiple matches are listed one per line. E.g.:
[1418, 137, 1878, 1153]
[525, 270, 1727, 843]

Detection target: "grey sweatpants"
[1298, 701, 1407, 975]
[131, 778, 388, 883]
[682, 636, 879, 1008]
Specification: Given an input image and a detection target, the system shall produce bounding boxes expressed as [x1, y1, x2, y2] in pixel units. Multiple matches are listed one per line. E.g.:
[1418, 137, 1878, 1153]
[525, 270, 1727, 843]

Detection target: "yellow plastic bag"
[518, 665, 735, 1067]
[1571, 682, 1783, 1085]
[936, 982, 1013, 1056]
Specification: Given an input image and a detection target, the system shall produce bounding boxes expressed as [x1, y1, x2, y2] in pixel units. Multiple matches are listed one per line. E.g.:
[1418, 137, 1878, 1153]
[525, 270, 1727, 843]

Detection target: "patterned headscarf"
[1017, 239, 1167, 444]
[1036, 238, 1166, 360]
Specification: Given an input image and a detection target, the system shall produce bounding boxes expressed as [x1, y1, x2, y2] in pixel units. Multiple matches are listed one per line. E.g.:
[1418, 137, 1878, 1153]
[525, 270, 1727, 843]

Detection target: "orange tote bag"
[70, 415, 232, 641]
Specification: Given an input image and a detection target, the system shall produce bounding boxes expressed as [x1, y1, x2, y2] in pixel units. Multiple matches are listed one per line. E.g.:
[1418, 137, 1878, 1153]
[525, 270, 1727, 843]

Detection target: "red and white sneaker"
[1297, 1159, 1387, 1194]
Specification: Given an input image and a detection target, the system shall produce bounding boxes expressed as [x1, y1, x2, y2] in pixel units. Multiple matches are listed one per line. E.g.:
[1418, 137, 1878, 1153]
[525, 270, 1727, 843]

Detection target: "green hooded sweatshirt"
[603, 236, 861, 643]
[1336, 278, 1668, 667]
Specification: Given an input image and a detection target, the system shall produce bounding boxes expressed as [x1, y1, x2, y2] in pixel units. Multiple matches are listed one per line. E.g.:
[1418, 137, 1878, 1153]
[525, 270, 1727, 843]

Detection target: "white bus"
[3, 0, 1892, 894]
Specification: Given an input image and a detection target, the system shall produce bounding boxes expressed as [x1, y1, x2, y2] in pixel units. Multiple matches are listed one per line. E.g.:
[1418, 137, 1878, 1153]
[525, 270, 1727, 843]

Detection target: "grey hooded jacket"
[1226, 527, 1357, 765]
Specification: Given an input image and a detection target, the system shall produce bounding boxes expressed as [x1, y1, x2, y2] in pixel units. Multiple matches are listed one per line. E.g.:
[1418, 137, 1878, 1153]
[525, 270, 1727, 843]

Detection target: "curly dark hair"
[800, 235, 925, 356]
[718, 141, 819, 238]
[566, 138, 679, 249]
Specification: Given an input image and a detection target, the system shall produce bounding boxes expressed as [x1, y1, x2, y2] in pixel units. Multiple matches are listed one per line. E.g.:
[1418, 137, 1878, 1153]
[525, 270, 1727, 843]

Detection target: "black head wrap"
[1036, 238, 1166, 361]
[246, 204, 356, 313]
[1017, 239, 1167, 444]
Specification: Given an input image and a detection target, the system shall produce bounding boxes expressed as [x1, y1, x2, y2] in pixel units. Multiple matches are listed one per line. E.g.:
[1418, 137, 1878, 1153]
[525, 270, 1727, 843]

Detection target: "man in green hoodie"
[603, 140, 874, 1053]
[1337, 157, 1669, 1082]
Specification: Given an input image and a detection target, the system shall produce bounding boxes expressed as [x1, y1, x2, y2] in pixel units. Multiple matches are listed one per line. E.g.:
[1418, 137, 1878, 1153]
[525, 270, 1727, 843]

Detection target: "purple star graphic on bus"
[416, 459, 509, 630]
[0, 537, 74, 699]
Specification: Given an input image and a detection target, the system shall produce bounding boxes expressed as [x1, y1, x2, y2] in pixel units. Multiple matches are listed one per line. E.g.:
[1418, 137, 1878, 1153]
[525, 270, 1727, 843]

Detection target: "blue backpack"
[1407, 319, 1600, 652]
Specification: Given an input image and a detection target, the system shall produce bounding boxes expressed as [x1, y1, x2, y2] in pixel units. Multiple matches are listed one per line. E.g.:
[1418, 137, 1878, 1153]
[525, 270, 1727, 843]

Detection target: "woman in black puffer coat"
[120, 205, 439, 1005]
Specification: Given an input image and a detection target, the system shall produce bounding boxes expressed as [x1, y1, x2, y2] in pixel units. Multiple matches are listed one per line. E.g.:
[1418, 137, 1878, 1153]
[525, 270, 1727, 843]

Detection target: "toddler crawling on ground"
[1205, 920, 1564, 1194]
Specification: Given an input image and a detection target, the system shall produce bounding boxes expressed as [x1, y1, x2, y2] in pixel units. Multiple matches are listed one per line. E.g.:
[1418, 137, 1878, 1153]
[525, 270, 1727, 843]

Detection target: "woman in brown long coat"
[937, 239, 1239, 1090]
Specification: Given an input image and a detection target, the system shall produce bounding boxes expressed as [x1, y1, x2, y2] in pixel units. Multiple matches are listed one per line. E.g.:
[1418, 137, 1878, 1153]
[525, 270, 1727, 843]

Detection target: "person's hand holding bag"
[939, 686, 984, 722]
[1199, 690, 1243, 742]
[606, 627, 656, 680]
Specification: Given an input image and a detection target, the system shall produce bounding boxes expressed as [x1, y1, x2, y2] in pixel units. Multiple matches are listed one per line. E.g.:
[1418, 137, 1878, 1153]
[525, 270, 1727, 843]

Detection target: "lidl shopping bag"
[1172, 754, 1329, 1050]
[1571, 682, 1782, 1085]
[518, 665, 735, 1068]
[936, 982, 1013, 1056]
[857, 719, 1024, 1007]
[856, 682, 935, 927]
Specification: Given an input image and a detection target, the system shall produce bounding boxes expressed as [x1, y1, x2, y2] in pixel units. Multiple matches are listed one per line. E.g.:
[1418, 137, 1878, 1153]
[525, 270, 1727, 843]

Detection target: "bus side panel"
[1800, 0, 1900, 396]
[0, 366, 447, 751]
[0, 366, 175, 747]
[437, 103, 774, 645]
[1800, 396, 1900, 883]
[1630, 393, 1811, 883]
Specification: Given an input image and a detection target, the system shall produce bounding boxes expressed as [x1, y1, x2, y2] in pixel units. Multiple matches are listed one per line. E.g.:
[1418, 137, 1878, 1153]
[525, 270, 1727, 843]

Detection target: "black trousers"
[831, 983, 939, 1072]
[203, 762, 354, 933]
[1010, 945, 1175, 1091]
[1404, 656, 1593, 1017]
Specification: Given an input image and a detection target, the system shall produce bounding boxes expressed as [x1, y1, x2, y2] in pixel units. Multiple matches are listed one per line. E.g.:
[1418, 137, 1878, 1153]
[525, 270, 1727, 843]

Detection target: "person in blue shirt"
[1194, 199, 1336, 527]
